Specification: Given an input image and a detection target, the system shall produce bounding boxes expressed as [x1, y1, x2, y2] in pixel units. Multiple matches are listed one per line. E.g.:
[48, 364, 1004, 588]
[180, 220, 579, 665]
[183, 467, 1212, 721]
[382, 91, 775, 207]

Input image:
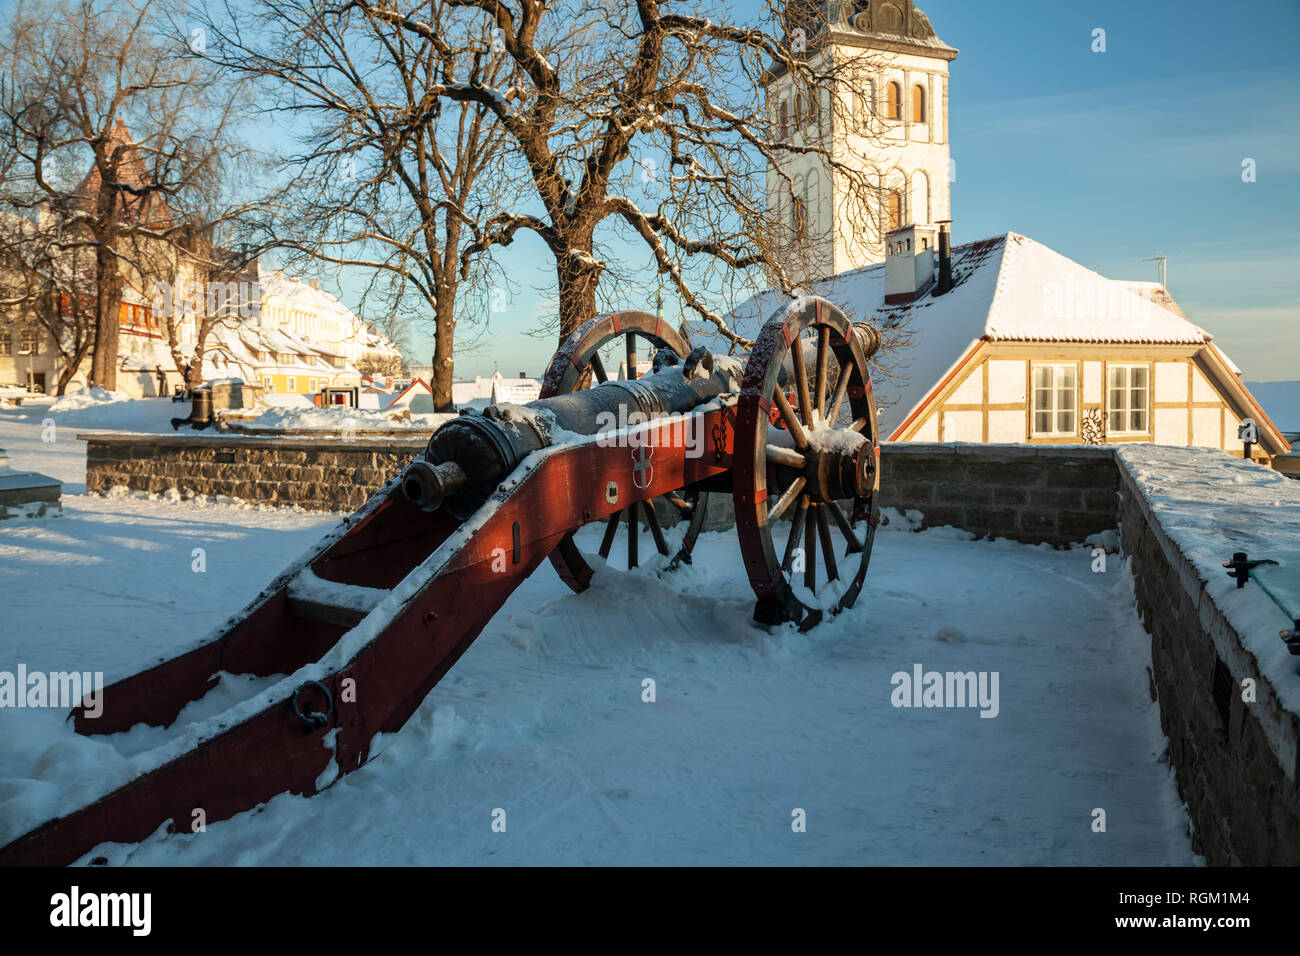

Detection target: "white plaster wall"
[1192, 407, 1221, 447]
[1154, 407, 1188, 446]
[1155, 362, 1188, 404]
[1192, 365, 1218, 403]
[987, 360, 1025, 404]
[1083, 361, 1102, 405]
[941, 410, 981, 442]
[913, 413, 939, 441]
[988, 410, 1025, 443]
[948, 369, 982, 405]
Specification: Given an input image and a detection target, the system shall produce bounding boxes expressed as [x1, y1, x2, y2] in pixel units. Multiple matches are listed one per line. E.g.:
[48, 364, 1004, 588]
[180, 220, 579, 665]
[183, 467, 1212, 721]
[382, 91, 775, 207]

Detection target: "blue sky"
[319, 0, 1300, 382]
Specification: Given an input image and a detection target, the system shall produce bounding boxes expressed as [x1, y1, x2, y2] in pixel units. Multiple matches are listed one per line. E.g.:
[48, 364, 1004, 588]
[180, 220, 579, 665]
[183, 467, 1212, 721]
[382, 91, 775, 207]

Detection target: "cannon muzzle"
[402, 459, 469, 512]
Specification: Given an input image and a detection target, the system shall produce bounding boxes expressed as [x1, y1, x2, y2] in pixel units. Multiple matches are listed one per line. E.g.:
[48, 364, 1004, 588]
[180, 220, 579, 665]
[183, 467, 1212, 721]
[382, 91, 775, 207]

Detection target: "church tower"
[765, 1, 957, 281]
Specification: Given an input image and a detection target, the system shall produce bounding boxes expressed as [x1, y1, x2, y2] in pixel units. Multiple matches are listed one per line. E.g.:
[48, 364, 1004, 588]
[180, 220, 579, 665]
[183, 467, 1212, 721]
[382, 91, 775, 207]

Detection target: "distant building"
[0, 120, 402, 398]
[451, 370, 541, 406]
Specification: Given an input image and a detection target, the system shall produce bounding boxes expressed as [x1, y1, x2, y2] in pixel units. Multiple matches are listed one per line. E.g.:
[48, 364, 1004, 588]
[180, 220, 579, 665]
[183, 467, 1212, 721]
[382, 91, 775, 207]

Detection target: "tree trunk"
[90, 245, 121, 391]
[55, 341, 90, 396]
[431, 292, 456, 411]
[555, 242, 601, 341]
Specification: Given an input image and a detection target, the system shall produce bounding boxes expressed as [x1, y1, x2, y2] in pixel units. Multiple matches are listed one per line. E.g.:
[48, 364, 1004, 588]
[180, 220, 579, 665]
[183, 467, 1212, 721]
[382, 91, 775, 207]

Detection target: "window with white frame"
[19, 329, 39, 355]
[1107, 364, 1149, 434]
[0, 333, 10, 356]
[287, 376, 297, 392]
[261, 376, 273, 389]
[1031, 364, 1076, 436]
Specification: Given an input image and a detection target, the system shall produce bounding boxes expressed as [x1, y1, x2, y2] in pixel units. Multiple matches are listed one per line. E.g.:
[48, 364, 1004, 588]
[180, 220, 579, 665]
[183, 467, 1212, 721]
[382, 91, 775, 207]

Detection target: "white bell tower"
[765, 1, 957, 281]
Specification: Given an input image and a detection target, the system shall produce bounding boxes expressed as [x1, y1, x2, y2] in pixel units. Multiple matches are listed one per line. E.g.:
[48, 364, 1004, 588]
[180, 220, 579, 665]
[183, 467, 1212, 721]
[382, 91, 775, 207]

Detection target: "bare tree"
[356, 0, 889, 348]
[150, 229, 263, 389]
[0, 0, 262, 391]
[197, 0, 523, 409]
[0, 210, 99, 395]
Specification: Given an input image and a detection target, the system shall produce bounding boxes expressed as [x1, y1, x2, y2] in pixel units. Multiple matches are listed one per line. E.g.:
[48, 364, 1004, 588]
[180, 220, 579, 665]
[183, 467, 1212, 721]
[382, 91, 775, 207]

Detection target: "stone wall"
[876, 442, 1119, 546]
[1116, 452, 1300, 865]
[80, 433, 428, 513]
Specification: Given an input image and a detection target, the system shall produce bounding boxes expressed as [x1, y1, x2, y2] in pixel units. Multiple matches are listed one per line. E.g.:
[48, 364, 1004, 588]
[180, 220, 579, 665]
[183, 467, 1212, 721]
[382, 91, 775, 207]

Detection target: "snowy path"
[0, 411, 1195, 865]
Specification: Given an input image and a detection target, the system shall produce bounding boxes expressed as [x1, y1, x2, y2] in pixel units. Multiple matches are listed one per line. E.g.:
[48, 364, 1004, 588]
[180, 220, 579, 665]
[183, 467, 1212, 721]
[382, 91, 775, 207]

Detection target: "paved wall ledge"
[79, 432, 428, 513]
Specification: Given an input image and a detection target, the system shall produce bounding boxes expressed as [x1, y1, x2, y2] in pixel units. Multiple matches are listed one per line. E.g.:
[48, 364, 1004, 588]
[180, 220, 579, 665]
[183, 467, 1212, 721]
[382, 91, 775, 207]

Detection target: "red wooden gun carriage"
[0, 296, 883, 865]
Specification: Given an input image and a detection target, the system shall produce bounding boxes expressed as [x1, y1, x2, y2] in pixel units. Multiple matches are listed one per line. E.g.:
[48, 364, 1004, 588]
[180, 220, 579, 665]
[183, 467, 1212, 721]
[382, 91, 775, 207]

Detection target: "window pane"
[1034, 367, 1052, 389]
[1060, 367, 1076, 389]
[1058, 410, 1072, 433]
[1131, 409, 1144, 432]
[1034, 411, 1051, 433]
[1132, 386, 1146, 410]
[1132, 366, 1148, 388]
[1109, 366, 1126, 390]
[1109, 410, 1124, 432]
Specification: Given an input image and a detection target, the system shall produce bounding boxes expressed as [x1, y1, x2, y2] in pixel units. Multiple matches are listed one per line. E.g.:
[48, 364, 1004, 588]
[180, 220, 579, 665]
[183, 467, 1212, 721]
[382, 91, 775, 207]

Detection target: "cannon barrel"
[403, 349, 743, 516]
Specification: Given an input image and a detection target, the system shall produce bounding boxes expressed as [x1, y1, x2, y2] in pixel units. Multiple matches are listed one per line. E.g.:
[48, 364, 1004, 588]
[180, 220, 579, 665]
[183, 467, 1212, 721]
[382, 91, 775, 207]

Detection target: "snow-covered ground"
[0, 411, 1195, 865]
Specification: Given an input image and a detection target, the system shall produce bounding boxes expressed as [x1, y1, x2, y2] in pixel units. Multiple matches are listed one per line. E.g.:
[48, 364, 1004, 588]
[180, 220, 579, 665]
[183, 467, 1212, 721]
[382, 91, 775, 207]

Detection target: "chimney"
[935, 220, 953, 296]
[309, 278, 319, 290]
[884, 224, 938, 304]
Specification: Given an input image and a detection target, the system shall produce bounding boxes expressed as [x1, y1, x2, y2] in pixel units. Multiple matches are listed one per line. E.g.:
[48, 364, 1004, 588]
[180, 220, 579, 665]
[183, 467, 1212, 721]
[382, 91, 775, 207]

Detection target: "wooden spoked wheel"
[540, 310, 710, 593]
[733, 297, 881, 630]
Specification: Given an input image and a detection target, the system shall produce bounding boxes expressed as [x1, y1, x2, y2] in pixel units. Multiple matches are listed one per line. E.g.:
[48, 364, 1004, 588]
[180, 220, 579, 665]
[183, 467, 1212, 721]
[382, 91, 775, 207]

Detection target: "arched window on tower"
[885, 81, 901, 121]
[912, 84, 926, 123]
[911, 170, 930, 225]
[887, 191, 902, 231]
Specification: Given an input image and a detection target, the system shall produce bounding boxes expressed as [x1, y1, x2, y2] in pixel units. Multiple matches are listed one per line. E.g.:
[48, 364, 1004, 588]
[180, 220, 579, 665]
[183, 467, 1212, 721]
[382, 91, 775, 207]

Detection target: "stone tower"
[765, 1, 957, 281]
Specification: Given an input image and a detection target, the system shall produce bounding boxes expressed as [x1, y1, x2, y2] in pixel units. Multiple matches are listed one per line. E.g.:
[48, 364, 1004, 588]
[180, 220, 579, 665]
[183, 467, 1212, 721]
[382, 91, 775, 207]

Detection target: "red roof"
[74, 119, 172, 228]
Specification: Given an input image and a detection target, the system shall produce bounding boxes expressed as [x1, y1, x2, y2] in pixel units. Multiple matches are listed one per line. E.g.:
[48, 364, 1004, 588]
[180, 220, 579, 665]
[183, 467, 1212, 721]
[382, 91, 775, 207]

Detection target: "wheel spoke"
[816, 505, 839, 582]
[849, 416, 868, 432]
[590, 352, 609, 384]
[625, 333, 637, 380]
[765, 444, 806, 469]
[598, 511, 621, 558]
[803, 499, 817, 589]
[814, 326, 829, 420]
[826, 364, 851, 426]
[642, 501, 670, 556]
[782, 499, 808, 571]
[768, 475, 806, 522]
[626, 505, 639, 567]
[825, 498, 864, 554]
[790, 333, 814, 428]
[773, 389, 810, 448]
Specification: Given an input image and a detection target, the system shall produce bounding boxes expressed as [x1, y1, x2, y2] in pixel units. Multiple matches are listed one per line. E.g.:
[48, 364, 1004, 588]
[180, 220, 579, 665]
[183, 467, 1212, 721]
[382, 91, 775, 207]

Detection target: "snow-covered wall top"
[1115, 444, 1300, 717]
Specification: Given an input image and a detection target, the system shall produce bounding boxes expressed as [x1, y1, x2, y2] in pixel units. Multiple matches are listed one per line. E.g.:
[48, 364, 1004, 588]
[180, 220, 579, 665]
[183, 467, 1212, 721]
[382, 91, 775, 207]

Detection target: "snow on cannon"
[0, 296, 882, 866]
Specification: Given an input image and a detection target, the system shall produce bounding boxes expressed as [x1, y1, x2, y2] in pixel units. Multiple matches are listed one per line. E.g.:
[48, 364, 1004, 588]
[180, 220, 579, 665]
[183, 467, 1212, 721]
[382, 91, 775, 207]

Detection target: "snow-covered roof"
[728, 232, 1220, 438]
[385, 377, 435, 411]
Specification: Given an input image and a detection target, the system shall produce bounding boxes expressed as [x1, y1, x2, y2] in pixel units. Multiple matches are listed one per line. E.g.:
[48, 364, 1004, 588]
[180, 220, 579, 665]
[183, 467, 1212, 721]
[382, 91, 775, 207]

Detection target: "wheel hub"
[802, 426, 872, 501]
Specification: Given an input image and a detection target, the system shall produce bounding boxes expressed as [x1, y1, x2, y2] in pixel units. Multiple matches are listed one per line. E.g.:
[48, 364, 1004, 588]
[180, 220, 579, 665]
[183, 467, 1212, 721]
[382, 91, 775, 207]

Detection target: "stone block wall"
[81, 433, 428, 513]
[876, 442, 1119, 546]
[1117, 456, 1300, 865]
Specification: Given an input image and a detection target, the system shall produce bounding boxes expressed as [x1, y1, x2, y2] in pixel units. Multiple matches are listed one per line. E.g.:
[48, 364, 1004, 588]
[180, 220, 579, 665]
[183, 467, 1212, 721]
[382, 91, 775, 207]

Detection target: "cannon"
[0, 296, 883, 865]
